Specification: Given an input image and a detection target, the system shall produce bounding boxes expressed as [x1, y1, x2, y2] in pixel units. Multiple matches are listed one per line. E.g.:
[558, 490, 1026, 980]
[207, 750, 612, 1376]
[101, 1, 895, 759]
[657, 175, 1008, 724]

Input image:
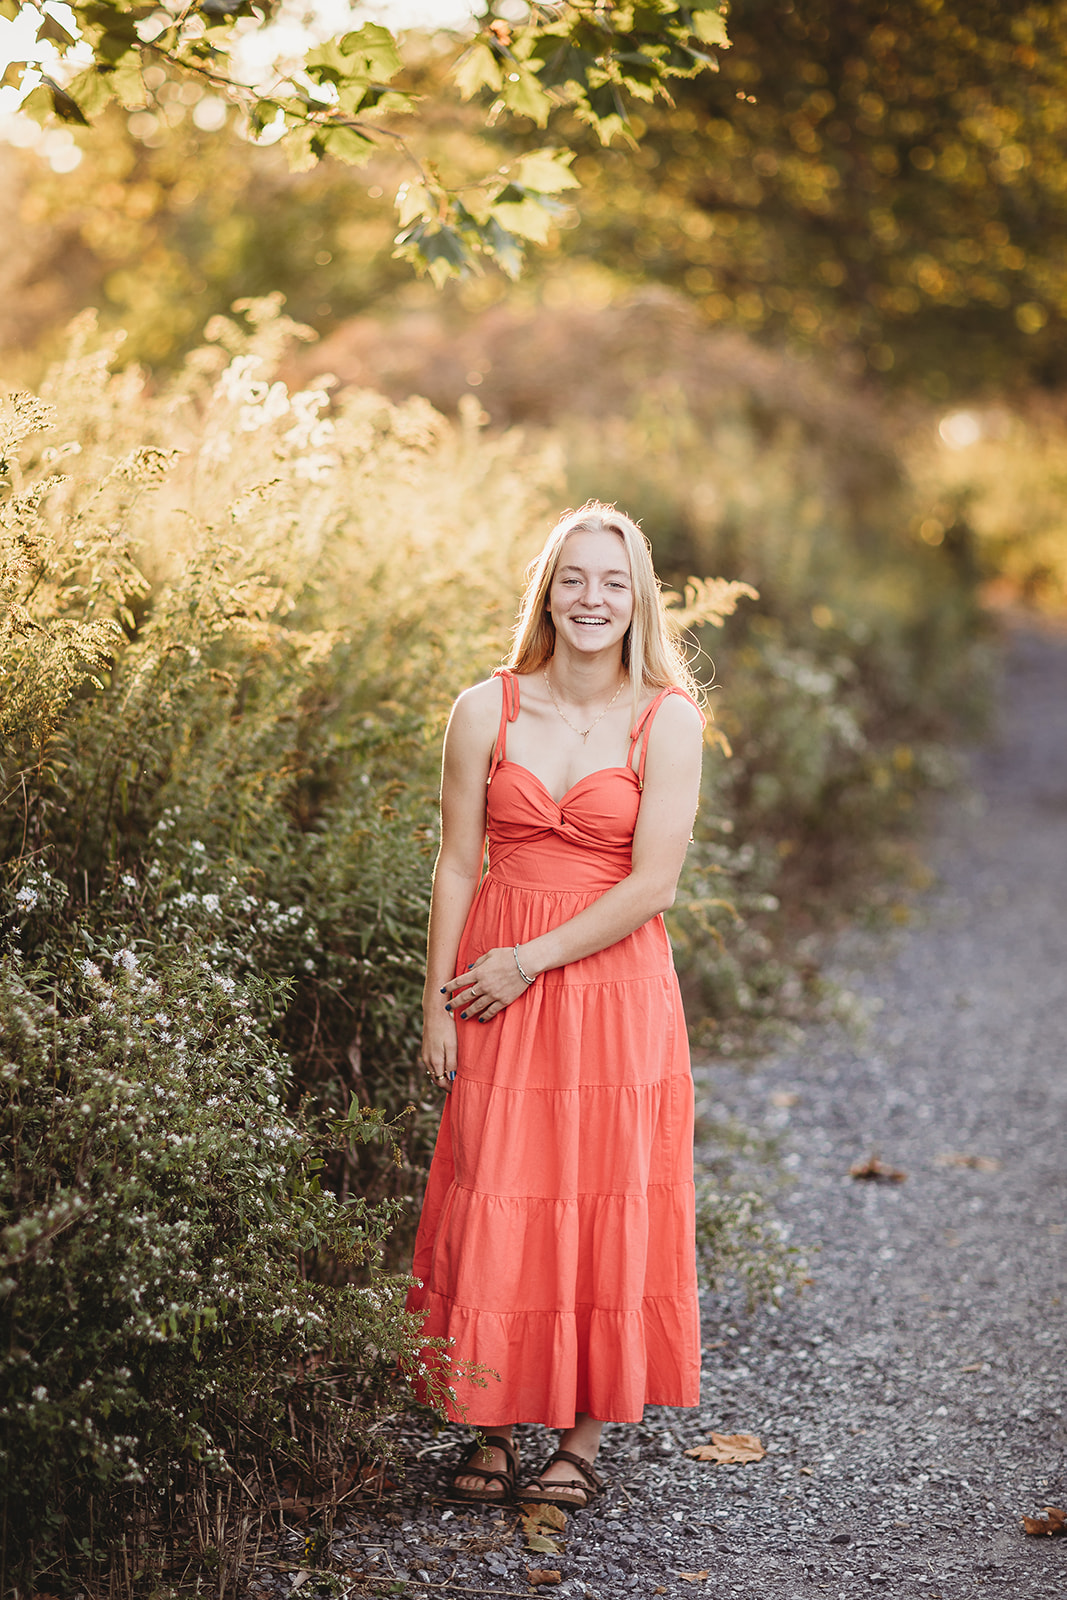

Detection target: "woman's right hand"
[420, 1003, 457, 1094]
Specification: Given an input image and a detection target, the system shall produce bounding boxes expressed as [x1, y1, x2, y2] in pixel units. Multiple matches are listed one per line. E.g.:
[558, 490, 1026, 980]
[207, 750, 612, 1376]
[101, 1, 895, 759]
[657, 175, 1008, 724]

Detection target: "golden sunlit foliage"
[2, 299, 986, 1588]
[559, 0, 1067, 390]
[5, 0, 728, 282]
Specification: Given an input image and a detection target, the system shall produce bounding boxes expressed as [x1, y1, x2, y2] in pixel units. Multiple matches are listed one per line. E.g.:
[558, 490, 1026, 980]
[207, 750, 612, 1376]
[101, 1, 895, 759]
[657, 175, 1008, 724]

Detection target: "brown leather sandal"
[448, 1434, 520, 1504]
[519, 1448, 606, 1510]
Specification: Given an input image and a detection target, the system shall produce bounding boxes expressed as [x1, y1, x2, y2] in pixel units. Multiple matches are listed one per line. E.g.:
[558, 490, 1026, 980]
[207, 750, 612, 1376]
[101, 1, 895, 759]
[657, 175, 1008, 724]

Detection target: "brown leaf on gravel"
[849, 1152, 907, 1182]
[685, 1431, 765, 1464]
[936, 1151, 1002, 1172]
[521, 1504, 567, 1531]
[678, 1572, 710, 1583]
[770, 1090, 800, 1107]
[521, 1503, 566, 1555]
[1022, 1506, 1067, 1536]
[526, 1570, 562, 1587]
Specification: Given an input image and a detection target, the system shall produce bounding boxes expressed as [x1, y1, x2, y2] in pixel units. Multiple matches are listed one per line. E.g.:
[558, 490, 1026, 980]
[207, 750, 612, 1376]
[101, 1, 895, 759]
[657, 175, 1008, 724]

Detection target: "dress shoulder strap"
[628, 686, 706, 790]
[490, 668, 520, 779]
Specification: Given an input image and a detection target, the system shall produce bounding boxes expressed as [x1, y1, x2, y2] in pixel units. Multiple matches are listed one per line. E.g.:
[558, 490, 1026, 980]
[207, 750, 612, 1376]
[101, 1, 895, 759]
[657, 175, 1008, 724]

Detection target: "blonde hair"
[507, 501, 703, 712]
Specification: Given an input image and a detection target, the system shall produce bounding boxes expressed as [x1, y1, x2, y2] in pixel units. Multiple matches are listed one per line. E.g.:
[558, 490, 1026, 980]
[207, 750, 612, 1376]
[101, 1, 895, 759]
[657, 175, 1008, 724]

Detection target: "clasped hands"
[421, 946, 536, 1093]
[441, 944, 535, 1023]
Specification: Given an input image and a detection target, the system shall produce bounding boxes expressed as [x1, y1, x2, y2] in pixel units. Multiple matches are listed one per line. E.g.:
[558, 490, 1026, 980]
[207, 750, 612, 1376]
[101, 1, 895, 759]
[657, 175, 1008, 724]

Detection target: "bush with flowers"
[0, 299, 986, 1588]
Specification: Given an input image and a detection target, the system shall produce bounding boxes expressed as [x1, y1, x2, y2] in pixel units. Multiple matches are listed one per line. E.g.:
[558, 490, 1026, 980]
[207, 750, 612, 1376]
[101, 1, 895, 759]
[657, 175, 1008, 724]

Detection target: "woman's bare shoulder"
[447, 676, 505, 738]
[643, 689, 705, 757]
[646, 688, 705, 732]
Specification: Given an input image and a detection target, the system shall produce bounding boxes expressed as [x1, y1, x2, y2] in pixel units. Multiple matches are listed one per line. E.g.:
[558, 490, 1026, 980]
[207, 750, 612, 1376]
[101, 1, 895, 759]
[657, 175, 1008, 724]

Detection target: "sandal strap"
[540, 1449, 605, 1493]
[454, 1434, 519, 1488]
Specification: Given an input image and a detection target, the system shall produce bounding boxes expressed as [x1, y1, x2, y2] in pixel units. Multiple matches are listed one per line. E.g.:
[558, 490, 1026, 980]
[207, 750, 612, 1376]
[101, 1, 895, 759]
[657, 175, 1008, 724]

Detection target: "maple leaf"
[849, 1152, 906, 1182]
[1022, 1506, 1067, 1536]
[526, 1571, 562, 1587]
[684, 1431, 766, 1464]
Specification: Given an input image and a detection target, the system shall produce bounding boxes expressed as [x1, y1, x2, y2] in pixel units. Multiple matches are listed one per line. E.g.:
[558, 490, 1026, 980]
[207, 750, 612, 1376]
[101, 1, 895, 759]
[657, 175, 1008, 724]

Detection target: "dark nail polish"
[449, 1071, 455, 1081]
[440, 986, 447, 994]
[445, 1004, 452, 1013]
[460, 1011, 468, 1020]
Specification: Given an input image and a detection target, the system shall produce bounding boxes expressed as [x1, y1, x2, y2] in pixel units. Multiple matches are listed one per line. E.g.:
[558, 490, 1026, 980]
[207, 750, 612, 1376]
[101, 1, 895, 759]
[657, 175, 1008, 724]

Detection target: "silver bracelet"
[513, 944, 536, 986]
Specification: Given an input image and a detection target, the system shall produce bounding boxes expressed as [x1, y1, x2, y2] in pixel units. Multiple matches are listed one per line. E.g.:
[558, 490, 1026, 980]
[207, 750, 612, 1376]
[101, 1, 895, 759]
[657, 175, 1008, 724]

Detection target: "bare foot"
[521, 1417, 604, 1506]
[451, 1431, 517, 1500]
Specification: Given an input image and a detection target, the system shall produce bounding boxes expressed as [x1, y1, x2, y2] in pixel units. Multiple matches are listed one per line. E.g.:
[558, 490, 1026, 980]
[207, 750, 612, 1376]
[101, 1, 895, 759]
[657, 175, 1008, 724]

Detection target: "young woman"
[406, 501, 705, 1508]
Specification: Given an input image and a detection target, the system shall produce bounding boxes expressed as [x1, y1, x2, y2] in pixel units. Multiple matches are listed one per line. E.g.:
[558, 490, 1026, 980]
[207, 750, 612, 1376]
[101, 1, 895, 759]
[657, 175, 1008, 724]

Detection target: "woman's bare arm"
[445, 693, 704, 1022]
[419, 682, 498, 1082]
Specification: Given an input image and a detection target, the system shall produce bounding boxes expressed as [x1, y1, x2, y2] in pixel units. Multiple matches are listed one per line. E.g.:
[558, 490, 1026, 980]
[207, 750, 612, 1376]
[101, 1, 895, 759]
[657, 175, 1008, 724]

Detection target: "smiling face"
[546, 528, 634, 658]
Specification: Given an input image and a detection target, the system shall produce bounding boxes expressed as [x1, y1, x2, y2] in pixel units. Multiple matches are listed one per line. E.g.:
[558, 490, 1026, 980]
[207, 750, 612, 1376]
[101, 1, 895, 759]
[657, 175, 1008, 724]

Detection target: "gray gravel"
[270, 627, 1067, 1598]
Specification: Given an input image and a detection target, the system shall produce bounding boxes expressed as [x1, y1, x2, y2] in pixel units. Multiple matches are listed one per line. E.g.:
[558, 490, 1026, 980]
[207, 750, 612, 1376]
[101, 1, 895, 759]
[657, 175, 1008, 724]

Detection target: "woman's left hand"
[442, 946, 535, 1022]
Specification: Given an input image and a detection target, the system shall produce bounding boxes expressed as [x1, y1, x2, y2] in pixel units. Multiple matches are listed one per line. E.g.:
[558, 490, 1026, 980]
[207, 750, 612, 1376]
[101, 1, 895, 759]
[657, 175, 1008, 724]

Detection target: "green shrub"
[0, 301, 988, 1588]
[0, 868, 446, 1589]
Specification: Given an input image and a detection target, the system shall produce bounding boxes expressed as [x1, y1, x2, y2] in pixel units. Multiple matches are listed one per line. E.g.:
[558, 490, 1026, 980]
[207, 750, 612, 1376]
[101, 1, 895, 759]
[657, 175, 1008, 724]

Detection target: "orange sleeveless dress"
[406, 670, 701, 1426]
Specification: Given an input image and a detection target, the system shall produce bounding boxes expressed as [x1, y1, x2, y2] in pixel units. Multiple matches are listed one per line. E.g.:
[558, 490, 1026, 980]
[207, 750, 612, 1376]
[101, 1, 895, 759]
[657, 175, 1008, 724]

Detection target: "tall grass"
[1, 298, 985, 1590]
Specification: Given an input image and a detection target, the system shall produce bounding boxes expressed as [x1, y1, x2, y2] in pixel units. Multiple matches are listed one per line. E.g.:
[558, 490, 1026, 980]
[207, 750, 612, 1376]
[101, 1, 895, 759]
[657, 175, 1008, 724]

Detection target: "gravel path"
[278, 627, 1067, 1599]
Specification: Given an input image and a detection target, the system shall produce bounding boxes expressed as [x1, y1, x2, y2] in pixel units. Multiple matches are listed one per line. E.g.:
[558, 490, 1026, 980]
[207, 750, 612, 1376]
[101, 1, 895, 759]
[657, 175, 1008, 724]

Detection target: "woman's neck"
[545, 645, 627, 706]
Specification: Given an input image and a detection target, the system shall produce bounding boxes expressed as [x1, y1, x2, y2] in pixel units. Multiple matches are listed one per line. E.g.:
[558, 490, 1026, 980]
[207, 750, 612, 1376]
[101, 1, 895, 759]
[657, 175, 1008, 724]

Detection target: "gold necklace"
[543, 668, 627, 743]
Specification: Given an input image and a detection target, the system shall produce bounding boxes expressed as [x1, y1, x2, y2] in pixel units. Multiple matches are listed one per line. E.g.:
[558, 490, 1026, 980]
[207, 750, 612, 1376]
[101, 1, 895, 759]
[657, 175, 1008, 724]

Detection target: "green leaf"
[502, 66, 552, 125]
[452, 40, 503, 99]
[689, 6, 731, 48]
[38, 76, 89, 124]
[64, 66, 115, 118]
[304, 38, 368, 83]
[490, 194, 553, 245]
[514, 148, 580, 194]
[395, 180, 433, 228]
[108, 55, 147, 110]
[339, 22, 402, 78]
[36, 11, 77, 48]
[476, 215, 524, 279]
[394, 221, 471, 287]
[319, 123, 375, 166]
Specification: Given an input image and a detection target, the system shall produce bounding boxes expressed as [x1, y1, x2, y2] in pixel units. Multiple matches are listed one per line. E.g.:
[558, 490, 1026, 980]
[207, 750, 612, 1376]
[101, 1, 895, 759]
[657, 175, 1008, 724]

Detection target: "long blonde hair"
[507, 501, 703, 712]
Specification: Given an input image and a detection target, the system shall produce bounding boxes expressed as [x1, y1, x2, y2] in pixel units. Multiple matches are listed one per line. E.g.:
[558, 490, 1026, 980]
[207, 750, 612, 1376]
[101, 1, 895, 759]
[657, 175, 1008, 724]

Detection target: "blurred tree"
[557, 0, 1067, 391]
[3, 0, 728, 283]
[1, 111, 406, 364]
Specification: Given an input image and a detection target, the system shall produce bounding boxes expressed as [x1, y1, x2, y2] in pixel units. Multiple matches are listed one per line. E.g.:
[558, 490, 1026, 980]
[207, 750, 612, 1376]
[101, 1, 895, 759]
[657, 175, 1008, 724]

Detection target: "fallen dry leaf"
[799, 1466, 814, 1476]
[526, 1571, 562, 1587]
[521, 1504, 567, 1532]
[849, 1153, 907, 1182]
[959, 1362, 983, 1372]
[678, 1572, 710, 1584]
[936, 1151, 1001, 1172]
[1022, 1506, 1067, 1537]
[769, 1090, 800, 1107]
[684, 1431, 766, 1464]
[521, 1503, 567, 1555]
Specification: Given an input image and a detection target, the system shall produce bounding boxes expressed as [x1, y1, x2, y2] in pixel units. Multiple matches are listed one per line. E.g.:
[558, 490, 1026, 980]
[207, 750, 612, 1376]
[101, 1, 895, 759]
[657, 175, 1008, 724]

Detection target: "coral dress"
[406, 670, 701, 1427]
